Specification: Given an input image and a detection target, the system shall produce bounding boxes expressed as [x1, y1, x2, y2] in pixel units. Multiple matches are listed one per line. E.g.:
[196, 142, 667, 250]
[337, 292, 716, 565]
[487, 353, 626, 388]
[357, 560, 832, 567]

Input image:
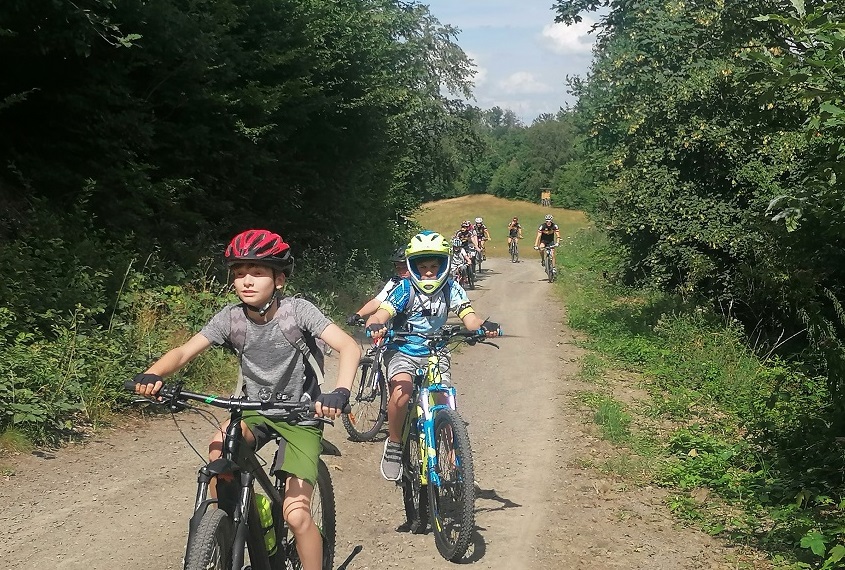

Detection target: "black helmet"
[389, 246, 407, 263]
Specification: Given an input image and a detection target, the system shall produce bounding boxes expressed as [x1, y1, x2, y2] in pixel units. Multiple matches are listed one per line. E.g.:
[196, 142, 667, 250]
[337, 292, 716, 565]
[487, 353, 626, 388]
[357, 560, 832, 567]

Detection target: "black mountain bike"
[538, 243, 558, 282]
[125, 381, 345, 570]
[342, 334, 389, 442]
[475, 239, 485, 273]
[508, 239, 519, 263]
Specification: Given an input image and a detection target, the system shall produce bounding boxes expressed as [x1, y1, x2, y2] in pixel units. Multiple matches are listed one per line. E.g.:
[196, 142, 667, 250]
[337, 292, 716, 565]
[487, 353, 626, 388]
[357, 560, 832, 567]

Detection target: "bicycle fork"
[417, 384, 457, 489]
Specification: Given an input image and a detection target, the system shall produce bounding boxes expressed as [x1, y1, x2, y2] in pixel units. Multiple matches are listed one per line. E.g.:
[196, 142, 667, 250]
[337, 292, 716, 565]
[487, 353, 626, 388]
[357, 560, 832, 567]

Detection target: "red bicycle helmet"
[224, 229, 294, 277]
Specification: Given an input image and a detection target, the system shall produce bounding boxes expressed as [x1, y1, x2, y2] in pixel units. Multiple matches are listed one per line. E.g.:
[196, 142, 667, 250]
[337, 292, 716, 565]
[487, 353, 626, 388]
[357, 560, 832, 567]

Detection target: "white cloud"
[498, 71, 552, 95]
[466, 51, 488, 87]
[540, 19, 595, 54]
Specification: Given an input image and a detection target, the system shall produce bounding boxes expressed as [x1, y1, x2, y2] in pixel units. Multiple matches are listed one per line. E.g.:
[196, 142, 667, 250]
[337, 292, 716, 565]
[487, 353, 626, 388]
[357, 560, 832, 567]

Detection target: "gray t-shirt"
[200, 298, 332, 413]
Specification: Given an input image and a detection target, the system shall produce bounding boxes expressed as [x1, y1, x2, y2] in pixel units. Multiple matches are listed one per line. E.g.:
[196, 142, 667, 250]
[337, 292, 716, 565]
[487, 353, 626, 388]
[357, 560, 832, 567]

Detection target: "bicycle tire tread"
[429, 408, 475, 562]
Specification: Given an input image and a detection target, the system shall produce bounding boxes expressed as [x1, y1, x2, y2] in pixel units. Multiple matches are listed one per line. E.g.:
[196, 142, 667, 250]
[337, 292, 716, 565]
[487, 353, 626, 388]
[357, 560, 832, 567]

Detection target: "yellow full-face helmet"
[405, 231, 451, 295]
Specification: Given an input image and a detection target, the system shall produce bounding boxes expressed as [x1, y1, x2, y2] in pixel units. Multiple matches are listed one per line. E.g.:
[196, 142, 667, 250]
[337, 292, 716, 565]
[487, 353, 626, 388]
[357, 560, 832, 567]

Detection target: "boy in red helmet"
[130, 229, 360, 570]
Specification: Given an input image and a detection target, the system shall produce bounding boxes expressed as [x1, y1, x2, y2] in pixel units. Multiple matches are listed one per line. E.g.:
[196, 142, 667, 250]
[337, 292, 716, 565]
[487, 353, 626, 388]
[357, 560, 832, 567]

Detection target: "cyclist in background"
[473, 217, 491, 261]
[454, 221, 478, 280]
[347, 246, 410, 325]
[450, 237, 473, 286]
[507, 217, 523, 253]
[533, 214, 561, 269]
[454, 220, 478, 251]
[365, 231, 499, 482]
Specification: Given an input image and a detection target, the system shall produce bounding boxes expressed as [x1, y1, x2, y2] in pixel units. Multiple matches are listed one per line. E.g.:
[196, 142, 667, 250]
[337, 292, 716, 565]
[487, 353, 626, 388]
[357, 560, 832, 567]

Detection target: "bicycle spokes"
[428, 408, 475, 562]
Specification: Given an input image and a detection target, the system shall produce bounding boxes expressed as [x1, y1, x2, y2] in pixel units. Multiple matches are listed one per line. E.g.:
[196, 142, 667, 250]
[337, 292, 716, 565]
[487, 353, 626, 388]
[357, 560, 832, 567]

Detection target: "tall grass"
[0, 250, 384, 449]
[553, 228, 844, 568]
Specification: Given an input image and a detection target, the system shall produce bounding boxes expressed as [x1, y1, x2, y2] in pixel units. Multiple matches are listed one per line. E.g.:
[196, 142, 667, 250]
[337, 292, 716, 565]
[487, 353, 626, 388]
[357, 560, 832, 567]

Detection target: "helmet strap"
[245, 288, 280, 317]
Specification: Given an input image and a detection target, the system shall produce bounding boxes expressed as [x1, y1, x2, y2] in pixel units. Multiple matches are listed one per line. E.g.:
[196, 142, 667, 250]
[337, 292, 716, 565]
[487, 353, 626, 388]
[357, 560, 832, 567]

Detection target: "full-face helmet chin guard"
[405, 231, 451, 296]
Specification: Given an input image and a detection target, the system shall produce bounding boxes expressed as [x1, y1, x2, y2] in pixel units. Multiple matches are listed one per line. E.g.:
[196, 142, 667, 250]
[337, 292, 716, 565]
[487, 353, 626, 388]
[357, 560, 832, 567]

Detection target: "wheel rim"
[430, 419, 470, 554]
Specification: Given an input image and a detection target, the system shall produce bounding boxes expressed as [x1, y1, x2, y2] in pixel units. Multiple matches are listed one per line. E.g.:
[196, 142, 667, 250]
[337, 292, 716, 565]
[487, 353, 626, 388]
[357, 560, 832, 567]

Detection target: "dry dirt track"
[0, 257, 737, 569]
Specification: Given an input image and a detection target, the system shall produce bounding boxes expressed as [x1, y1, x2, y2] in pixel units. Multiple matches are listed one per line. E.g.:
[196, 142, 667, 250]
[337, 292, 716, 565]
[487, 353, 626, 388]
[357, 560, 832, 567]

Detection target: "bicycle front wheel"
[547, 255, 555, 282]
[184, 509, 234, 570]
[282, 459, 336, 570]
[428, 408, 475, 562]
[342, 356, 387, 442]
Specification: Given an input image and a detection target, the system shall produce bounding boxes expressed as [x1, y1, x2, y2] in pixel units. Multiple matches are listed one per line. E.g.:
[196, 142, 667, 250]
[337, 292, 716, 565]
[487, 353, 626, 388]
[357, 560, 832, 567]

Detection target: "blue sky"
[422, 0, 598, 123]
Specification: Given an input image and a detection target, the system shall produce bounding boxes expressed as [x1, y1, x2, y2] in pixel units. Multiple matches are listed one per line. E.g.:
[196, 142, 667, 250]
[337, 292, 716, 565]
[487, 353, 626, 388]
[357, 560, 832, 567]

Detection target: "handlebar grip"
[124, 379, 138, 392]
[476, 327, 504, 336]
[308, 402, 352, 414]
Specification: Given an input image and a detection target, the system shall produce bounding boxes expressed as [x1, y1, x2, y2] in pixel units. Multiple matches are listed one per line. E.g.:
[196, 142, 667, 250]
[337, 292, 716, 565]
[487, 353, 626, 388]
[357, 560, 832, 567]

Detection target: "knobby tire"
[428, 408, 475, 562]
[342, 356, 387, 442]
[401, 424, 429, 534]
[547, 253, 555, 283]
[283, 459, 336, 570]
[184, 508, 234, 570]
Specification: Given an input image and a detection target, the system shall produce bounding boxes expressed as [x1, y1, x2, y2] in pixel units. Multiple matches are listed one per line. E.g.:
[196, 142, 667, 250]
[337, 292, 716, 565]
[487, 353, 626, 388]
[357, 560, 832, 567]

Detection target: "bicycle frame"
[124, 380, 342, 570]
[397, 339, 460, 492]
[411, 354, 458, 488]
[187, 409, 282, 570]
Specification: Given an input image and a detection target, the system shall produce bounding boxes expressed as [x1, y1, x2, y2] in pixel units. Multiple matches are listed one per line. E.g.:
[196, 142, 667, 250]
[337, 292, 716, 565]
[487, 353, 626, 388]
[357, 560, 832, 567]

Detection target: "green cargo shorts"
[242, 411, 323, 486]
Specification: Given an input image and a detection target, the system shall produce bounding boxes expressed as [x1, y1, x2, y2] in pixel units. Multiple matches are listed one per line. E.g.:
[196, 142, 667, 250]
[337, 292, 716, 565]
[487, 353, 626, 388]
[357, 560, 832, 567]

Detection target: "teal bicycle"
[380, 325, 499, 561]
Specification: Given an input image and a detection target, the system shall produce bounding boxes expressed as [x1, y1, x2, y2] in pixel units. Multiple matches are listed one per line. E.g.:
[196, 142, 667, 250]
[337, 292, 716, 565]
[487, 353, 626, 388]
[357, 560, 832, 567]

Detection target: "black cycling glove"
[317, 388, 350, 410]
[481, 320, 500, 334]
[367, 323, 387, 335]
[346, 313, 362, 326]
[133, 373, 163, 386]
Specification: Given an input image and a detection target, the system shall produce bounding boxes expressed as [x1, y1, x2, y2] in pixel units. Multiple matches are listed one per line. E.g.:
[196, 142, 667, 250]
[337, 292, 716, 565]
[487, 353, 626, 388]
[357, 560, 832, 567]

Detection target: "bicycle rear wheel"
[281, 459, 336, 570]
[184, 509, 234, 570]
[342, 356, 387, 442]
[401, 426, 429, 534]
[428, 408, 475, 562]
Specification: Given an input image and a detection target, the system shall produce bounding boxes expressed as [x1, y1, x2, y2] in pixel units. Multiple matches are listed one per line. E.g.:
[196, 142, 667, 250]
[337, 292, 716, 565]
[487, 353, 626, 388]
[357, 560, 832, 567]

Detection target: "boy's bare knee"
[283, 499, 313, 534]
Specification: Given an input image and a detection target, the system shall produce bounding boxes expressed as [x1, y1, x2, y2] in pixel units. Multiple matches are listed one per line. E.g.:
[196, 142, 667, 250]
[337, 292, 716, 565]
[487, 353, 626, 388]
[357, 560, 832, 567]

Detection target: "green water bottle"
[254, 493, 277, 556]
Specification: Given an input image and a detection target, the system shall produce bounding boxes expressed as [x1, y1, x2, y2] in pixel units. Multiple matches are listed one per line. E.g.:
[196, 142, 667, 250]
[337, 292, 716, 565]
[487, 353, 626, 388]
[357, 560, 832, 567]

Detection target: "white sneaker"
[380, 440, 403, 481]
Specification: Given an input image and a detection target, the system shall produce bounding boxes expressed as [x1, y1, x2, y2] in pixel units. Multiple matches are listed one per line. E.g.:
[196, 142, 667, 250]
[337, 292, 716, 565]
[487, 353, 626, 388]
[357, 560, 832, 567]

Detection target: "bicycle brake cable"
[167, 403, 225, 464]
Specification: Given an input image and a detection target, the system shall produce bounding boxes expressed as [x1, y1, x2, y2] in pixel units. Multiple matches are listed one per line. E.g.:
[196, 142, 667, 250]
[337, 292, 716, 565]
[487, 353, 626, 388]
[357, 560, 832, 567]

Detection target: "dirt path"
[0, 257, 734, 569]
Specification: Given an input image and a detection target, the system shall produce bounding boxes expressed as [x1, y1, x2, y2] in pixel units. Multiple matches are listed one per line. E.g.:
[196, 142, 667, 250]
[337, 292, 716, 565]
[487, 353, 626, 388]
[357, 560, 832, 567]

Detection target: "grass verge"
[557, 228, 845, 570]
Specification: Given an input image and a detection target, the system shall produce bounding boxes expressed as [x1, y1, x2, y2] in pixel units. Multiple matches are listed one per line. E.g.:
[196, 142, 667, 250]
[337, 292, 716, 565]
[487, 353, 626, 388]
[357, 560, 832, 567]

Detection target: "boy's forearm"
[320, 324, 362, 392]
[146, 334, 209, 377]
[461, 312, 484, 331]
[334, 342, 361, 391]
[355, 298, 381, 318]
[365, 308, 391, 326]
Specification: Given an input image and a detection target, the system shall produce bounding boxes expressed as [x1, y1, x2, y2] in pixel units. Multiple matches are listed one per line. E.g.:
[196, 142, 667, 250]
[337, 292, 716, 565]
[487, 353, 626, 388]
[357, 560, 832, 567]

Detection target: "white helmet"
[544, 214, 553, 222]
[475, 217, 483, 224]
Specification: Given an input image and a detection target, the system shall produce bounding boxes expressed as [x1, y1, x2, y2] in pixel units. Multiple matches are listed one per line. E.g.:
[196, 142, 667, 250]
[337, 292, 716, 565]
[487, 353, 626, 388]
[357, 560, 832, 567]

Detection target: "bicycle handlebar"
[124, 381, 351, 414]
[367, 324, 502, 344]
